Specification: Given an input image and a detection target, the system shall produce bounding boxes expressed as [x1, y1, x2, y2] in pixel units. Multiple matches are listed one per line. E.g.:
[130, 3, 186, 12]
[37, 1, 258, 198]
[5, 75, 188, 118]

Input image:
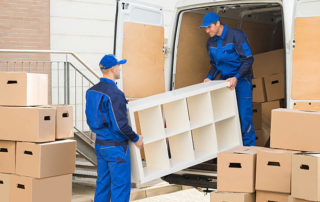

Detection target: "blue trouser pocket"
[94, 143, 131, 202]
[236, 77, 256, 146]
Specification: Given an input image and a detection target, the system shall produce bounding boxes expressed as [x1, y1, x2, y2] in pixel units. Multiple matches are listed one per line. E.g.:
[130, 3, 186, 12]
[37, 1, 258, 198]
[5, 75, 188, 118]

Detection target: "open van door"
[114, 0, 165, 98]
[290, 0, 320, 110]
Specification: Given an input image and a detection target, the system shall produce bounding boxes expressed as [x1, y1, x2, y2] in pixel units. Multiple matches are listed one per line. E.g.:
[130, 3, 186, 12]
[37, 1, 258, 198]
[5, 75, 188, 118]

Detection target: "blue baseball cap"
[99, 54, 127, 69]
[200, 12, 220, 27]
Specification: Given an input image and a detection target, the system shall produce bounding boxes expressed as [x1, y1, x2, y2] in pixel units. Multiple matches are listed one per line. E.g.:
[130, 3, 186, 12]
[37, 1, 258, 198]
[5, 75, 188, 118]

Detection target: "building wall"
[0, 0, 50, 62]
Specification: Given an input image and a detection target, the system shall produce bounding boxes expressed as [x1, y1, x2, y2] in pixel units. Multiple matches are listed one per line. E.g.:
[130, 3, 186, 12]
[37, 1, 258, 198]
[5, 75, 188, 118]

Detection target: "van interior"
[173, 3, 285, 91]
[172, 2, 286, 145]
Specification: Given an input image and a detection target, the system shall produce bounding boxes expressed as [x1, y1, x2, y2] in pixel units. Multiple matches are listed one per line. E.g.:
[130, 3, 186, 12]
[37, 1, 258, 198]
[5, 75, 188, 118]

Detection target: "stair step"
[74, 169, 97, 179]
[73, 177, 97, 187]
[76, 161, 96, 170]
[76, 160, 94, 166]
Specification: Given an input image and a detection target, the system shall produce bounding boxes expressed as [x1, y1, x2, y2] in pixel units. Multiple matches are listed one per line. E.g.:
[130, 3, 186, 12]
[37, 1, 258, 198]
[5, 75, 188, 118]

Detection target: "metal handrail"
[0, 49, 100, 79]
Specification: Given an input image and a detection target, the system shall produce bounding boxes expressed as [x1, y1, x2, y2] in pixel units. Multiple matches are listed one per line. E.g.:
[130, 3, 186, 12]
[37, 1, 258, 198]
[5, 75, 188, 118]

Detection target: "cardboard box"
[0, 141, 15, 174]
[289, 196, 311, 202]
[256, 148, 296, 193]
[252, 78, 267, 103]
[256, 191, 290, 202]
[261, 101, 281, 122]
[253, 101, 280, 131]
[0, 173, 11, 202]
[211, 192, 255, 202]
[217, 146, 262, 193]
[16, 140, 76, 178]
[0, 72, 48, 106]
[252, 49, 284, 78]
[264, 73, 285, 101]
[271, 109, 320, 152]
[292, 153, 320, 201]
[0, 107, 56, 142]
[255, 130, 269, 147]
[253, 103, 262, 130]
[10, 174, 72, 202]
[50, 105, 74, 139]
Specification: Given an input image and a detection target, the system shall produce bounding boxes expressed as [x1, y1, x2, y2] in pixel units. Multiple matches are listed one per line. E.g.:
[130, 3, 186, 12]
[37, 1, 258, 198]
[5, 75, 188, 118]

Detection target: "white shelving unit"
[128, 81, 242, 186]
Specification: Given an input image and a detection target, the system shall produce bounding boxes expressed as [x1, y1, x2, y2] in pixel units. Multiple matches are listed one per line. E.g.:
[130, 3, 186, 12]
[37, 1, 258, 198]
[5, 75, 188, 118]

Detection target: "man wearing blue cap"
[85, 54, 143, 202]
[201, 12, 256, 146]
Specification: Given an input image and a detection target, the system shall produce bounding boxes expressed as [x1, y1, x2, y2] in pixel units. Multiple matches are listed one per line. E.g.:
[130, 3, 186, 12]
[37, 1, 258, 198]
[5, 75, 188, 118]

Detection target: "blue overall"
[85, 78, 139, 202]
[206, 25, 256, 146]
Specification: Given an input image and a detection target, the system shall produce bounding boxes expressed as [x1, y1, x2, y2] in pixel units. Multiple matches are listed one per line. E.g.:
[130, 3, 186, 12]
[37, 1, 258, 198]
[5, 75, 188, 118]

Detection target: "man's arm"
[234, 31, 254, 79]
[206, 60, 219, 80]
[206, 41, 220, 81]
[109, 95, 140, 143]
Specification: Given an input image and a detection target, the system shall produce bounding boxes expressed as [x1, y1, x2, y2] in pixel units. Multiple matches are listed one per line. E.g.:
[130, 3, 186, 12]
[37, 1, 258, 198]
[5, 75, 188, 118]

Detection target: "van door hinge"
[163, 46, 169, 55]
[122, 2, 129, 10]
[292, 40, 296, 48]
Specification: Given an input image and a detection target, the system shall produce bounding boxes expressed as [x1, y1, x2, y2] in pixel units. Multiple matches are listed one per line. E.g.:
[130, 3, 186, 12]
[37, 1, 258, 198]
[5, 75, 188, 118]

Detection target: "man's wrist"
[206, 75, 213, 80]
[132, 135, 139, 143]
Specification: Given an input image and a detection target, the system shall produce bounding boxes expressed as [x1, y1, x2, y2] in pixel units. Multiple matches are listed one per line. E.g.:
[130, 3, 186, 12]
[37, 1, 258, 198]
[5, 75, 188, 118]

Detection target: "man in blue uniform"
[201, 12, 256, 146]
[85, 54, 143, 202]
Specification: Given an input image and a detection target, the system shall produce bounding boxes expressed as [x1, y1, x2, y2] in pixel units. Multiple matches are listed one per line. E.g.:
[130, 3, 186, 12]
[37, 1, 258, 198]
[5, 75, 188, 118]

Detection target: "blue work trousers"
[235, 77, 256, 146]
[94, 143, 131, 202]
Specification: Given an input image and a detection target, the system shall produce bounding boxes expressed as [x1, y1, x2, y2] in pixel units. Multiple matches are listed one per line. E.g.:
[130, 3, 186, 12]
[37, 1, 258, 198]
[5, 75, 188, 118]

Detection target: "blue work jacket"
[85, 78, 139, 142]
[206, 24, 254, 80]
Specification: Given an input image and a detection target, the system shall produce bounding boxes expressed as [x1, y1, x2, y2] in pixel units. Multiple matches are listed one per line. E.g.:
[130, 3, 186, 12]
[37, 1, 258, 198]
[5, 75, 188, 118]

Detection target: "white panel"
[168, 132, 195, 166]
[215, 117, 241, 151]
[51, 0, 116, 20]
[187, 92, 214, 129]
[163, 99, 190, 136]
[143, 139, 170, 176]
[192, 124, 218, 156]
[51, 17, 114, 37]
[128, 81, 242, 186]
[137, 105, 165, 144]
[50, 0, 117, 89]
[51, 87, 65, 104]
[120, 0, 163, 26]
[211, 88, 236, 122]
[51, 35, 113, 53]
[295, 0, 320, 17]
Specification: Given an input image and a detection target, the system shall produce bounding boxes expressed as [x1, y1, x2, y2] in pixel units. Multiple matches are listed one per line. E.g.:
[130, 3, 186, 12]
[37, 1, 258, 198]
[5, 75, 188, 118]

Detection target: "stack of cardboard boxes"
[251, 49, 285, 147]
[212, 107, 320, 201]
[0, 72, 76, 202]
[271, 109, 320, 202]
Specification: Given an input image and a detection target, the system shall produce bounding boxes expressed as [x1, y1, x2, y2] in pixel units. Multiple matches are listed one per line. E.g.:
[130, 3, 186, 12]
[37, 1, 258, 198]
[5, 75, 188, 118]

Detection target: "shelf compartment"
[143, 139, 170, 179]
[167, 132, 195, 167]
[163, 99, 190, 137]
[190, 120, 213, 130]
[215, 117, 242, 151]
[137, 105, 165, 143]
[214, 113, 236, 123]
[187, 92, 214, 128]
[191, 124, 218, 158]
[210, 88, 236, 122]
